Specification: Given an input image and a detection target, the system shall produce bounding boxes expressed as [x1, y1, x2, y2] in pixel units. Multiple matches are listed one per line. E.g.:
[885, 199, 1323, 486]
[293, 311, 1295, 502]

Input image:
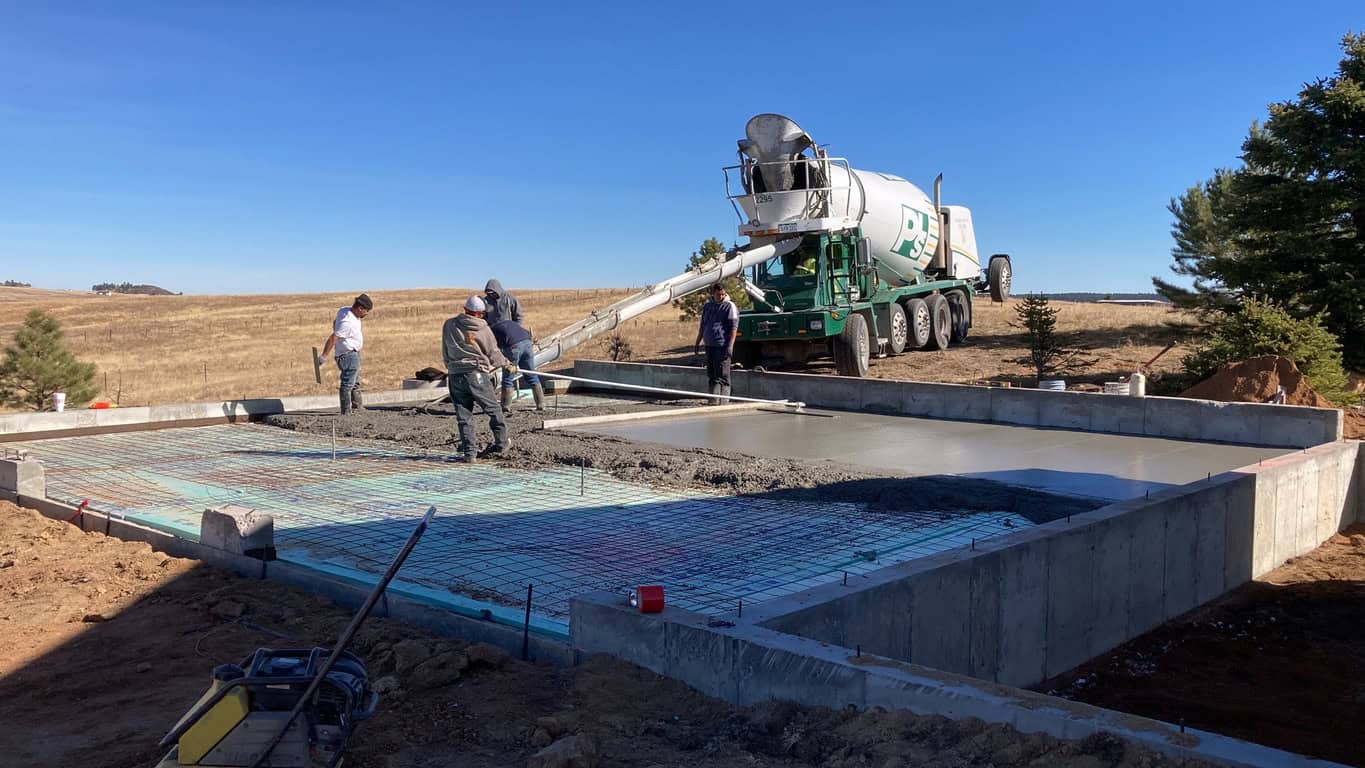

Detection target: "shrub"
[0, 310, 98, 410]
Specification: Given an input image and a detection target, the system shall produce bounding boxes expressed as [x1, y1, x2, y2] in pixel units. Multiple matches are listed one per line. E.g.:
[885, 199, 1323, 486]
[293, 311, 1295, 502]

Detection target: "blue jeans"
[501, 339, 540, 389]
[336, 351, 361, 413]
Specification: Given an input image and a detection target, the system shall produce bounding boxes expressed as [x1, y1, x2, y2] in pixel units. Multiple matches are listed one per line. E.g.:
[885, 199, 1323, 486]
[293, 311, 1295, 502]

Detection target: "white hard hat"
[464, 295, 486, 312]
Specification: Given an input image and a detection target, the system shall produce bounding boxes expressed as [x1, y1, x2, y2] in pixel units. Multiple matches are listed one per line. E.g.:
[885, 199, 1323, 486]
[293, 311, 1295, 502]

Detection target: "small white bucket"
[1038, 379, 1066, 391]
[52, 392, 66, 412]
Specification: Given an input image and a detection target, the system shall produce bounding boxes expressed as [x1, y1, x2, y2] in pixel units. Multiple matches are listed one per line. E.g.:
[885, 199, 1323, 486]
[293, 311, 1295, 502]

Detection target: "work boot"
[719, 384, 732, 403]
[479, 443, 508, 459]
[455, 453, 477, 464]
[707, 383, 721, 406]
[499, 387, 513, 414]
[531, 383, 546, 412]
[351, 387, 364, 411]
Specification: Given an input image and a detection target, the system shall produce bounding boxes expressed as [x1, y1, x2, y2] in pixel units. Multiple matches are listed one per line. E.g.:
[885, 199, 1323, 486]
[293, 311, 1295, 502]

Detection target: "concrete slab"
[574, 408, 1294, 501]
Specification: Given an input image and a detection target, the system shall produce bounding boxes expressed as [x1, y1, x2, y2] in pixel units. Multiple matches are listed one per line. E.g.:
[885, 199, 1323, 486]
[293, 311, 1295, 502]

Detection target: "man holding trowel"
[316, 294, 373, 415]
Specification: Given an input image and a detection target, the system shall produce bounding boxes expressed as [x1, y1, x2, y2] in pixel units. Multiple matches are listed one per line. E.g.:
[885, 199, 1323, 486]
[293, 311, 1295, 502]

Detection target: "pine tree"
[0, 310, 98, 410]
[672, 237, 752, 319]
[1013, 295, 1094, 382]
[1154, 33, 1365, 369]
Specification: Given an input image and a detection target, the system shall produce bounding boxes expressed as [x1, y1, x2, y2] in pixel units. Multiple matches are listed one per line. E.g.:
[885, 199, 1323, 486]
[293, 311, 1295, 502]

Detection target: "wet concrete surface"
[570, 408, 1295, 501]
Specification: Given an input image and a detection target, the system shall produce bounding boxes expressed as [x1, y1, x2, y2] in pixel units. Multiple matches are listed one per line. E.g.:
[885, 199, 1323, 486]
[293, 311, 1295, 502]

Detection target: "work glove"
[315, 353, 327, 367]
[505, 365, 520, 377]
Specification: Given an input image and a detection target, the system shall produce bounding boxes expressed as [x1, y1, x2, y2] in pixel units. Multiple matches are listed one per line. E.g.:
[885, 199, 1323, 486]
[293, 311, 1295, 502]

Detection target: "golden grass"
[0, 287, 1189, 410]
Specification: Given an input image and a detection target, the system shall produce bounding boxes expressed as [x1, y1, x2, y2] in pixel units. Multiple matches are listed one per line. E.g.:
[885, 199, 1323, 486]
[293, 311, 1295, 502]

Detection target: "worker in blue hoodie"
[490, 316, 545, 412]
[483, 279, 523, 325]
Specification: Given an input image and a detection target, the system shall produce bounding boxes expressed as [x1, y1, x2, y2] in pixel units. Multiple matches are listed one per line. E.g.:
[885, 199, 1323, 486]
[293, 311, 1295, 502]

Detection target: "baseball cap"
[354, 293, 374, 310]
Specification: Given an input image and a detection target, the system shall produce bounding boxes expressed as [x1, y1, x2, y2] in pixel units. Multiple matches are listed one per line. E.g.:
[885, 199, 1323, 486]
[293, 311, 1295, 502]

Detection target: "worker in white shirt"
[316, 293, 373, 414]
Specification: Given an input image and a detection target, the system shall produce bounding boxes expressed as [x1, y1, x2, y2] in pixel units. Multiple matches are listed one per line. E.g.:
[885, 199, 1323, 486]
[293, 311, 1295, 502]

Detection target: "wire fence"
[14, 424, 1031, 628]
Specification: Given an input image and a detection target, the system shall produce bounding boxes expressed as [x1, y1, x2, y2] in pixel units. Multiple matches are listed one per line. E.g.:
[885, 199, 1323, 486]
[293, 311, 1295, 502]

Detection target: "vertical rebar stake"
[331, 420, 337, 462]
[521, 584, 533, 661]
[737, 599, 743, 618]
[580, 460, 585, 496]
[842, 571, 848, 586]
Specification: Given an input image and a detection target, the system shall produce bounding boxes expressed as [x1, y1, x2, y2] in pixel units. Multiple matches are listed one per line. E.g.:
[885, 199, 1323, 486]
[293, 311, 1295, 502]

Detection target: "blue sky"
[0, 2, 1359, 296]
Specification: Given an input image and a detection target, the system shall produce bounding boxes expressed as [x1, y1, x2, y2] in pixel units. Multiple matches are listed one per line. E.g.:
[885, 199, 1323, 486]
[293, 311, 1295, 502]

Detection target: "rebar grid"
[14, 424, 1031, 626]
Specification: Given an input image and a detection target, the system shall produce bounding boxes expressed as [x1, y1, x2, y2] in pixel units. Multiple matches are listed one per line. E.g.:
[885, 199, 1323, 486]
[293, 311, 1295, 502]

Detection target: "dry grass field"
[0, 286, 1190, 410]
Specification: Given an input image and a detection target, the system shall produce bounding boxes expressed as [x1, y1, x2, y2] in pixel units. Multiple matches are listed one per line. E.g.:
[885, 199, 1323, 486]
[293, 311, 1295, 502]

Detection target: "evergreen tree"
[1013, 294, 1093, 381]
[1154, 33, 1365, 369]
[673, 237, 752, 319]
[0, 310, 98, 411]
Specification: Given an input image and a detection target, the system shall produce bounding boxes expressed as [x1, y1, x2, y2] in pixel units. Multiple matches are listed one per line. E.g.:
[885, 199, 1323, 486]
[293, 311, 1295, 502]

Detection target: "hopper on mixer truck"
[528, 114, 1011, 378]
[724, 114, 1012, 377]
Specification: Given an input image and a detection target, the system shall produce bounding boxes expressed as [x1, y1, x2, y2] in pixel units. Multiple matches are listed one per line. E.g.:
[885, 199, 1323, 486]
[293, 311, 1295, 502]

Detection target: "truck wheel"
[947, 291, 970, 343]
[833, 313, 870, 377]
[926, 294, 951, 350]
[989, 256, 1011, 303]
[905, 298, 931, 349]
[887, 302, 908, 354]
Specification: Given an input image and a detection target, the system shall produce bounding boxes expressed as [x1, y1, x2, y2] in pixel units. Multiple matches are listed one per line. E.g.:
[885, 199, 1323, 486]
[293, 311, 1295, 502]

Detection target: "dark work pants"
[705, 346, 732, 390]
[448, 370, 507, 457]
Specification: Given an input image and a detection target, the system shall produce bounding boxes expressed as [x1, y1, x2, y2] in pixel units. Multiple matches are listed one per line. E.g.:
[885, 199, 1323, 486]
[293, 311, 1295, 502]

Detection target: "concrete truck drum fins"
[725, 113, 1013, 377]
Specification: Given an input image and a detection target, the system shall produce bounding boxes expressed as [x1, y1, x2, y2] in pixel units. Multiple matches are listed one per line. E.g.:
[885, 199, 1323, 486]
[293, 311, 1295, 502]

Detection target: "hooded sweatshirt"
[442, 313, 509, 374]
[483, 279, 523, 325]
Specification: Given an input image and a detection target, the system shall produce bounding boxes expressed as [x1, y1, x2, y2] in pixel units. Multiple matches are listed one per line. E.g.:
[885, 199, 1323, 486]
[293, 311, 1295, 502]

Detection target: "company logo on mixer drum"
[893, 205, 932, 260]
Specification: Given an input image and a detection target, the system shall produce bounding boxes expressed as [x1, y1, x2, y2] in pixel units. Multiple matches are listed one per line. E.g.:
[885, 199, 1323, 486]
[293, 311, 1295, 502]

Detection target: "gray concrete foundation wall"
[0, 388, 432, 441]
[573, 360, 1343, 448]
[570, 593, 1348, 768]
[753, 441, 1362, 688]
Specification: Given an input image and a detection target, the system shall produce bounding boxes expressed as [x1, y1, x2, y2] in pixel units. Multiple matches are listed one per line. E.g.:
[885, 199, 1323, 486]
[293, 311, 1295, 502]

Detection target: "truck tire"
[833, 313, 870, 377]
[989, 256, 1011, 303]
[926, 294, 951, 350]
[905, 298, 931, 349]
[947, 290, 970, 343]
[887, 302, 908, 354]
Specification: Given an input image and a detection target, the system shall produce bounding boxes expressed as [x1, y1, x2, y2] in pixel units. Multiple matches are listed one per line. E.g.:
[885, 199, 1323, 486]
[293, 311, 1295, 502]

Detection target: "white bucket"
[1103, 381, 1130, 395]
[1128, 372, 1147, 397]
[1038, 379, 1066, 391]
[52, 392, 66, 412]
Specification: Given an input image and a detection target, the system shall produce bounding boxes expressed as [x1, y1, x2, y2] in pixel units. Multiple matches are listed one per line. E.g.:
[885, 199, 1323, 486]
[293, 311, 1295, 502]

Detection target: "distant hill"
[92, 282, 177, 296]
[1043, 292, 1169, 303]
[3, 280, 31, 288]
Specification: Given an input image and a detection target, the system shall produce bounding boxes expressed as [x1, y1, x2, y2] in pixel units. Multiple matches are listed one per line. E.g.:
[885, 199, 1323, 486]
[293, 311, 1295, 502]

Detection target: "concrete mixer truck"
[532, 113, 1011, 377]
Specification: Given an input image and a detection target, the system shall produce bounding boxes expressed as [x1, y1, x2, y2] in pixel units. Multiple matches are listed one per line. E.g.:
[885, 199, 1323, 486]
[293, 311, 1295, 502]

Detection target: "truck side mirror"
[856, 237, 874, 273]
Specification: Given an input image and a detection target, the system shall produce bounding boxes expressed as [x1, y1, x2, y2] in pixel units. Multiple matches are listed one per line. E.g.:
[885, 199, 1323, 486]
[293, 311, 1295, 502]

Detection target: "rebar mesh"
[13, 424, 1031, 630]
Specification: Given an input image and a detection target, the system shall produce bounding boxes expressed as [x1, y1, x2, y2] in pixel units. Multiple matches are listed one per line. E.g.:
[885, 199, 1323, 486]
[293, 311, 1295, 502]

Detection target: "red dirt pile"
[1181, 355, 1364, 439]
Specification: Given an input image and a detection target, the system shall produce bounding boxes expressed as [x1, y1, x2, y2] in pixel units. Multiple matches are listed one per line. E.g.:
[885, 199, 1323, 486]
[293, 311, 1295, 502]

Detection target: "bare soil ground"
[0, 501, 1208, 768]
[1038, 525, 1365, 767]
[264, 401, 1098, 523]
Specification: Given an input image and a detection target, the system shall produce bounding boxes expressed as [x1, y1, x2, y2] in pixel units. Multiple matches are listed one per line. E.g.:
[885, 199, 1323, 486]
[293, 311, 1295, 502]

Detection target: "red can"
[630, 585, 665, 613]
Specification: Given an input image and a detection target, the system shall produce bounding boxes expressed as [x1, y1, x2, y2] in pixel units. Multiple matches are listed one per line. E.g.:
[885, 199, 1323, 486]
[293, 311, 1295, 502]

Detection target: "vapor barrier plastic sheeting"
[13, 424, 1030, 634]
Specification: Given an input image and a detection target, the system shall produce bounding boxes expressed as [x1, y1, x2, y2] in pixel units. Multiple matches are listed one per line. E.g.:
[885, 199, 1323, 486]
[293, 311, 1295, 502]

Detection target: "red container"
[630, 585, 665, 613]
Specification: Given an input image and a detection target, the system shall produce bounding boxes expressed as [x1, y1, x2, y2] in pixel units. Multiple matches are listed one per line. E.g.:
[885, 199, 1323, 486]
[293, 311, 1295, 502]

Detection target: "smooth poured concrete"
[575, 408, 1293, 501]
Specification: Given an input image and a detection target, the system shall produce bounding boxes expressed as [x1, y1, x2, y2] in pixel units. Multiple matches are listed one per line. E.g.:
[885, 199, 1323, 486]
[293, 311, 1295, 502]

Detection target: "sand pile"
[1182, 355, 1364, 439]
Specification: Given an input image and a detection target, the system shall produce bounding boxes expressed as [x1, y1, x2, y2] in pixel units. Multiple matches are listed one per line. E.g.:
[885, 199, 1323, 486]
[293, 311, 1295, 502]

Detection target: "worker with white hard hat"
[441, 295, 512, 462]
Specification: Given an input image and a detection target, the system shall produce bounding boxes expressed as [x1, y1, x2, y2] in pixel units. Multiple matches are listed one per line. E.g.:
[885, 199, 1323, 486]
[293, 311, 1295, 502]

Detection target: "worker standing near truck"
[316, 293, 373, 415]
[694, 283, 739, 404]
[490, 317, 545, 413]
[442, 296, 512, 462]
[483, 279, 523, 325]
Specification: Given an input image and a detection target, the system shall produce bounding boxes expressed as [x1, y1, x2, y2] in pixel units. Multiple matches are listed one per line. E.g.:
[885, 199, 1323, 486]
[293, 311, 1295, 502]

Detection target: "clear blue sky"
[1, 2, 1359, 296]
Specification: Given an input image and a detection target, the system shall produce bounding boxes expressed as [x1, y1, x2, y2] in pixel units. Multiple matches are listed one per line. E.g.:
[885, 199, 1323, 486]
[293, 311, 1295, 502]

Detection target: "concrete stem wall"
[754, 441, 1362, 688]
[574, 361, 1343, 448]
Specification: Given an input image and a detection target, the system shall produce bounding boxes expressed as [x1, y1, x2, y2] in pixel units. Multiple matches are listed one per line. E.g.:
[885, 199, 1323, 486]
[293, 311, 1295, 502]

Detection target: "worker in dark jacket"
[442, 296, 511, 462]
[694, 283, 739, 404]
[483, 279, 523, 325]
[490, 317, 544, 413]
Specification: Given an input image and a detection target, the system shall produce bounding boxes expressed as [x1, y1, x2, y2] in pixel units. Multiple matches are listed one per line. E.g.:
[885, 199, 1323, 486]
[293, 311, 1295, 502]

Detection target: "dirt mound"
[1181, 356, 1365, 439]
[1181, 355, 1335, 407]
